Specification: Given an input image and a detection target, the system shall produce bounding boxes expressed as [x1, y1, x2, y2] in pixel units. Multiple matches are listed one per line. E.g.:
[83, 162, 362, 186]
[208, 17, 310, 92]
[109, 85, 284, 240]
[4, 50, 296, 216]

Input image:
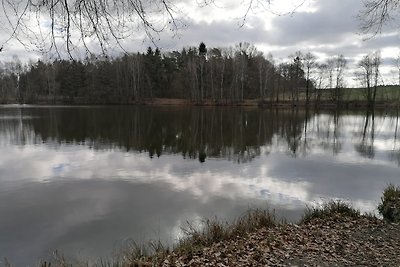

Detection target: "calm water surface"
[1, 105, 400, 265]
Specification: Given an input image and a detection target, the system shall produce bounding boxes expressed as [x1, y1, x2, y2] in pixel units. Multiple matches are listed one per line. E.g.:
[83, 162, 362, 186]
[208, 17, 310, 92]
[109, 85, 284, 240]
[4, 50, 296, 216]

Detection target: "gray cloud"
[147, 17, 268, 52]
[150, 0, 399, 80]
[267, 0, 362, 46]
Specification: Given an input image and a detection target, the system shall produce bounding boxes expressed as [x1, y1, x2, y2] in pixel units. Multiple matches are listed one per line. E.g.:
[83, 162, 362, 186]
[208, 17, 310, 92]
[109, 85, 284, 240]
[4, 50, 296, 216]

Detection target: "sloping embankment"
[160, 215, 400, 266]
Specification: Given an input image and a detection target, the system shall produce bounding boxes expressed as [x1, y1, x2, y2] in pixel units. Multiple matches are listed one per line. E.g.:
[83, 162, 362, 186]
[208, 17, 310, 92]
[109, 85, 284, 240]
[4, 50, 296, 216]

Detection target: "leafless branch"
[359, 0, 400, 37]
[0, 0, 183, 57]
[238, 0, 306, 27]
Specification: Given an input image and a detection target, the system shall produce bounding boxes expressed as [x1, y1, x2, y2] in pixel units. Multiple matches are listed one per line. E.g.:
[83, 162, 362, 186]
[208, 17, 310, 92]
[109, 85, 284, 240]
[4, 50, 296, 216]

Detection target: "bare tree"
[359, 0, 400, 36]
[264, 53, 275, 101]
[396, 53, 400, 85]
[371, 51, 381, 104]
[333, 54, 347, 105]
[357, 51, 381, 108]
[235, 42, 257, 102]
[358, 53, 374, 103]
[0, 0, 184, 58]
[314, 63, 328, 103]
[255, 54, 266, 101]
[326, 58, 335, 89]
[303, 52, 316, 105]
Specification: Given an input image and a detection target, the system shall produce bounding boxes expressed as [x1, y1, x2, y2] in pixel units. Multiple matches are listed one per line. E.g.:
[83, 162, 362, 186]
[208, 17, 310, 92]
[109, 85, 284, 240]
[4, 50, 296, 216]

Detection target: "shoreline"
[159, 214, 400, 266]
[8, 200, 400, 266]
[2, 98, 400, 110]
[141, 201, 400, 266]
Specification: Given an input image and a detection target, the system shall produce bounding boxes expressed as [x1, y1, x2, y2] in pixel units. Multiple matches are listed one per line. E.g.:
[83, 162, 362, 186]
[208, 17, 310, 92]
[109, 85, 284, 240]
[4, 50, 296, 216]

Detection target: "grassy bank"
[147, 97, 400, 109]
[154, 199, 399, 267]
[5, 85, 400, 109]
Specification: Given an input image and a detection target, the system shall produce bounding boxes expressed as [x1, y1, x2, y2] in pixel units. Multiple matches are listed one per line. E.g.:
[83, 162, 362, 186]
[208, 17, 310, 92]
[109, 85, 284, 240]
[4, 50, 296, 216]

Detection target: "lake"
[1, 105, 400, 265]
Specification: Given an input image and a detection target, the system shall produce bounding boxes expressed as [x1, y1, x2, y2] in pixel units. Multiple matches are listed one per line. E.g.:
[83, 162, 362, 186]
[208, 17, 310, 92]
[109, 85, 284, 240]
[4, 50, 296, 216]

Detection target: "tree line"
[0, 42, 397, 107]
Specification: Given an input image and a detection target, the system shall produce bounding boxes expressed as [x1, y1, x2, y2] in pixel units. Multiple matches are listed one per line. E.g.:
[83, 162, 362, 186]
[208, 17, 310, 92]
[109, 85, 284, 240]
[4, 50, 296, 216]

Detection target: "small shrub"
[301, 200, 360, 224]
[378, 184, 400, 222]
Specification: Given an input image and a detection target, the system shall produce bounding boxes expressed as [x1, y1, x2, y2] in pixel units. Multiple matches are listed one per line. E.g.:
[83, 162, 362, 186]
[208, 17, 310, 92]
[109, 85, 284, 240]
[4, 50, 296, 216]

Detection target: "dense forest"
[0, 42, 398, 107]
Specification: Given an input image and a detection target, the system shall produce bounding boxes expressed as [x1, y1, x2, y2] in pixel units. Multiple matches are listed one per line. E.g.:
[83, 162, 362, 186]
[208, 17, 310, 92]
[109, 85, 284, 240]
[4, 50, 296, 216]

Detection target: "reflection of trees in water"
[354, 109, 400, 161]
[0, 107, 307, 162]
[2, 107, 400, 163]
[280, 108, 310, 157]
[389, 110, 400, 165]
[331, 110, 343, 155]
[0, 108, 39, 145]
[313, 110, 343, 155]
[292, 108, 316, 157]
[355, 109, 376, 159]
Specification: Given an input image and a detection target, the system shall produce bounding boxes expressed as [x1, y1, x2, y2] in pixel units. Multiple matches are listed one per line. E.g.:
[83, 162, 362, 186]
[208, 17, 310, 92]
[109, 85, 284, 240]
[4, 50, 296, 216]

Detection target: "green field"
[320, 86, 400, 102]
[262, 86, 400, 104]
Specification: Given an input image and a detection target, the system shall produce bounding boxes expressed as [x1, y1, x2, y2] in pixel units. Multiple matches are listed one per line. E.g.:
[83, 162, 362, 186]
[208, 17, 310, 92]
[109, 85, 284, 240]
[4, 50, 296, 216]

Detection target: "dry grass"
[300, 200, 361, 224]
[175, 209, 276, 256]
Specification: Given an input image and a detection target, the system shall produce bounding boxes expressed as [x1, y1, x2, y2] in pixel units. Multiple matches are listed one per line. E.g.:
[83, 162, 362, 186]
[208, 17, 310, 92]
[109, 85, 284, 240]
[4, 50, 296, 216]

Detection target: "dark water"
[1, 105, 400, 265]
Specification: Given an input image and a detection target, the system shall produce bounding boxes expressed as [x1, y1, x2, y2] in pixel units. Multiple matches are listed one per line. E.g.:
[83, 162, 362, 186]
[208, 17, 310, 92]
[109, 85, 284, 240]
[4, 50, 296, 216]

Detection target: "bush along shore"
[21, 185, 400, 267]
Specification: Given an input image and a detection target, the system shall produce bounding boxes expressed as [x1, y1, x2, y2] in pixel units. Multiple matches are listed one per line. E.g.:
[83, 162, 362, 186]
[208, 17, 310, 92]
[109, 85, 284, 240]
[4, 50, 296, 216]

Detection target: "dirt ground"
[160, 215, 400, 266]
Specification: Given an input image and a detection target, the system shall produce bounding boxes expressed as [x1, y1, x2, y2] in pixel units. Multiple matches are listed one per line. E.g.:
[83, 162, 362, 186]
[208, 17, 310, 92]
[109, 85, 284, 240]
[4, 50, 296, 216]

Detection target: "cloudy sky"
[0, 0, 399, 86]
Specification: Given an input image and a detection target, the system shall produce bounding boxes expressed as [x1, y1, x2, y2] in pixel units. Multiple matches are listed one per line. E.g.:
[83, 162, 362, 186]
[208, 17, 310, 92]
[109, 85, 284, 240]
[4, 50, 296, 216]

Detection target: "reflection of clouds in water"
[0, 144, 311, 206]
[0, 139, 314, 265]
[1, 177, 301, 266]
[1, 138, 397, 216]
[52, 163, 71, 175]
